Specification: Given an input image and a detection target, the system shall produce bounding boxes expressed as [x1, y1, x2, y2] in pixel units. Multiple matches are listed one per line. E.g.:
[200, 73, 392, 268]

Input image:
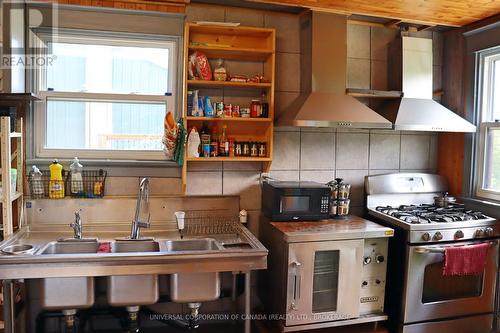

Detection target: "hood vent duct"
[276, 12, 392, 129]
[375, 36, 476, 132]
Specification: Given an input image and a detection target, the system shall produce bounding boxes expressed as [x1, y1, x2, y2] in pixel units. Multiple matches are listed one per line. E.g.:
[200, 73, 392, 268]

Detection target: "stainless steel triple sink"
[36, 238, 229, 311]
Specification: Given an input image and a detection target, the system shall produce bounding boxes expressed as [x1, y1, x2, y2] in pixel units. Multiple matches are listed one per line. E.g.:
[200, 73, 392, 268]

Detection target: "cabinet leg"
[2, 280, 15, 333]
[244, 272, 251, 333]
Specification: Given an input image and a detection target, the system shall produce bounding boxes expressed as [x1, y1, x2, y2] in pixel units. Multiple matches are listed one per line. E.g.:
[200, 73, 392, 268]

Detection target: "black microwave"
[262, 181, 331, 221]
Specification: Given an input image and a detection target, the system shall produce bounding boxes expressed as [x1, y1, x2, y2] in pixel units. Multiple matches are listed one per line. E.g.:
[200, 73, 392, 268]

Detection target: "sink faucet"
[130, 178, 151, 239]
[70, 210, 83, 239]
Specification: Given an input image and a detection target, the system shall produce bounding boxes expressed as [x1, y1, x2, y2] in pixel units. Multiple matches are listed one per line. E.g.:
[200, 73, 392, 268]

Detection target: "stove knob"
[421, 232, 431, 241]
[455, 230, 464, 239]
[376, 254, 385, 263]
[485, 227, 494, 236]
[362, 281, 368, 287]
[363, 256, 372, 265]
[475, 229, 485, 238]
[433, 232, 443, 241]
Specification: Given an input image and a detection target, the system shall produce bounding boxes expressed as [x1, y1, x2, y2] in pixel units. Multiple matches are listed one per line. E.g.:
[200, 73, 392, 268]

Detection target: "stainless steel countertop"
[0, 226, 268, 280]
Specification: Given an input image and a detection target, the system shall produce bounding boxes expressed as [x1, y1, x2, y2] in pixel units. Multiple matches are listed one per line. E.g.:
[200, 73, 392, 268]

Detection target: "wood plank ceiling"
[246, 0, 500, 26]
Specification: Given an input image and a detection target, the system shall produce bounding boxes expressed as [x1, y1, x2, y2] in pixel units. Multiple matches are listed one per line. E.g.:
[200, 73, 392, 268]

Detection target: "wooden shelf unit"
[182, 23, 276, 192]
[187, 79, 272, 89]
[0, 117, 24, 240]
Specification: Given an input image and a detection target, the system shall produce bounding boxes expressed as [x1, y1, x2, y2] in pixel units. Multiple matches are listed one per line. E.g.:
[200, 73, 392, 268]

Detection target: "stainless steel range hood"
[276, 12, 392, 129]
[376, 36, 476, 132]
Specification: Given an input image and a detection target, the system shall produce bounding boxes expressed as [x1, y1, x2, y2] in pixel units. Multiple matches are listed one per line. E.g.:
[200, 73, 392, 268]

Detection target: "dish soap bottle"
[31, 166, 44, 197]
[70, 157, 84, 196]
[49, 159, 64, 199]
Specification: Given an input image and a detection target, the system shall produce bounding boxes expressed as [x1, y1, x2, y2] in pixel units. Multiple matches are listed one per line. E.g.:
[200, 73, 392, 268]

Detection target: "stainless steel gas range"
[365, 173, 499, 333]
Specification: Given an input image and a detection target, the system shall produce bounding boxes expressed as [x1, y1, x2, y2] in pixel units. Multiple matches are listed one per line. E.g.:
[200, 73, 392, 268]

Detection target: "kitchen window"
[476, 47, 500, 201]
[32, 30, 178, 160]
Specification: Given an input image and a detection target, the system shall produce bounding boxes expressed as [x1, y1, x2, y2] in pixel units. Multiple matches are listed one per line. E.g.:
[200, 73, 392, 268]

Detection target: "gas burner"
[375, 204, 490, 225]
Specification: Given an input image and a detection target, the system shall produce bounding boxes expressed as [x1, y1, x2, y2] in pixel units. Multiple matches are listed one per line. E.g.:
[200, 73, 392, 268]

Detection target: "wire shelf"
[181, 210, 240, 236]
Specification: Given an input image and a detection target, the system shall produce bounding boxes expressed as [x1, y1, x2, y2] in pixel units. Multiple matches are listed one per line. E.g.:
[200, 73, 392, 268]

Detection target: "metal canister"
[258, 142, 267, 157]
[235, 142, 242, 156]
[242, 142, 250, 156]
[250, 142, 258, 157]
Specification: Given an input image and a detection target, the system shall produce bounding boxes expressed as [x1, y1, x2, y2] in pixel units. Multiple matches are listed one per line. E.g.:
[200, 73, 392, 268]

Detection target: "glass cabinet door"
[312, 250, 340, 313]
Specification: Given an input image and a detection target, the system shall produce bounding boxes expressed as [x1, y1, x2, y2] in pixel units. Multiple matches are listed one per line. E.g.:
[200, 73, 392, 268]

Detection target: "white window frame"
[32, 28, 178, 161]
[475, 48, 500, 201]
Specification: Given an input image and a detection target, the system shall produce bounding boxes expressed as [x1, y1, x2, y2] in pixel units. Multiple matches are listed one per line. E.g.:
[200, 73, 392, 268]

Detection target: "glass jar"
[330, 199, 350, 216]
[250, 100, 261, 118]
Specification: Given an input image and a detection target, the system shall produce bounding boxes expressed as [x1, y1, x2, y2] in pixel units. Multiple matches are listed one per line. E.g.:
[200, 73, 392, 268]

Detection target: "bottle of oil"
[219, 125, 228, 157]
[49, 159, 64, 198]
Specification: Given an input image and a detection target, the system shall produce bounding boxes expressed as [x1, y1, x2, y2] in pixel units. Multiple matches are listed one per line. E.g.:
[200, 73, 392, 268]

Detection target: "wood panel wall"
[438, 28, 466, 196]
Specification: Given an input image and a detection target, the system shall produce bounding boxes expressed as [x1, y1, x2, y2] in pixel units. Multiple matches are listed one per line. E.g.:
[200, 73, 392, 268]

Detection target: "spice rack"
[182, 23, 276, 192]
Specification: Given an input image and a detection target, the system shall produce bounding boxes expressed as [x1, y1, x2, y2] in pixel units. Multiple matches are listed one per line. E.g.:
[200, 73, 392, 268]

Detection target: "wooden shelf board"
[9, 132, 22, 138]
[186, 157, 271, 162]
[188, 23, 275, 38]
[346, 88, 403, 99]
[187, 80, 271, 89]
[188, 45, 273, 61]
[186, 116, 272, 122]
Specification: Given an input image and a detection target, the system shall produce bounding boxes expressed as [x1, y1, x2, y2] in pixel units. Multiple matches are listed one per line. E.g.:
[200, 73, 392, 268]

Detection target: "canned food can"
[210, 142, 218, 157]
[214, 102, 224, 117]
[232, 105, 240, 117]
[202, 144, 211, 158]
[224, 104, 232, 117]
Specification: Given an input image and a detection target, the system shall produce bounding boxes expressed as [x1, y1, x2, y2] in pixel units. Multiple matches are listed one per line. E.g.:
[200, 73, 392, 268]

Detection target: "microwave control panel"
[360, 238, 389, 315]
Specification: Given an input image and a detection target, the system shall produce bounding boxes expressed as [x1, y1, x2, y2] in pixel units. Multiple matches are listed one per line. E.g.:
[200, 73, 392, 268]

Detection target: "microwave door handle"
[290, 261, 302, 310]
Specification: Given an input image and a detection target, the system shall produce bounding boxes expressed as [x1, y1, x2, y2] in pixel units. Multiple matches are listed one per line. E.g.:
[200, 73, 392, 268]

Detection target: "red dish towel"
[98, 242, 111, 253]
[443, 243, 490, 276]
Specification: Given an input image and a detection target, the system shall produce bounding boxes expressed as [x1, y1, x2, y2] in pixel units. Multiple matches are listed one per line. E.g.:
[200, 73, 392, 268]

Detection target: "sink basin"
[111, 240, 159, 253]
[164, 238, 220, 252]
[107, 240, 159, 307]
[40, 240, 99, 255]
[170, 272, 221, 303]
[39, 240, 98, 310]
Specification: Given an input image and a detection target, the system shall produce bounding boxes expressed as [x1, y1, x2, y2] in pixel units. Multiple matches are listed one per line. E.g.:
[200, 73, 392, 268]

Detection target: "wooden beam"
[418, 25, 436, 31]
[384, 19, 401, 29]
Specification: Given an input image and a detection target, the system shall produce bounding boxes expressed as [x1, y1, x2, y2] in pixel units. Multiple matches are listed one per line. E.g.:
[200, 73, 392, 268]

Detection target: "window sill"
[27, 158, 181, 177]
[459, 196, 500, 218]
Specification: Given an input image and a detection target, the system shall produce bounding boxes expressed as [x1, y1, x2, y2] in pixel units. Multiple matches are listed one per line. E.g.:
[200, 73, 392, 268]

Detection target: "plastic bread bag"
[188, 53, 198, 80]
[194, 51, 213, 81]
[186, 127, 201, 158]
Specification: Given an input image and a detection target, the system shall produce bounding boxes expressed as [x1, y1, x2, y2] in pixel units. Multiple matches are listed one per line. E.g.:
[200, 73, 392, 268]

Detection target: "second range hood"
[377, 36, 476, 132]
[276, 12, 392, 129]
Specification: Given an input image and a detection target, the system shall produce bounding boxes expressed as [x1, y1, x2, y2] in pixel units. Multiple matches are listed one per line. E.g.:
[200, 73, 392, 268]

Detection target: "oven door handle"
[290, 261, 301, 310]
[415, 240, 498, 254]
